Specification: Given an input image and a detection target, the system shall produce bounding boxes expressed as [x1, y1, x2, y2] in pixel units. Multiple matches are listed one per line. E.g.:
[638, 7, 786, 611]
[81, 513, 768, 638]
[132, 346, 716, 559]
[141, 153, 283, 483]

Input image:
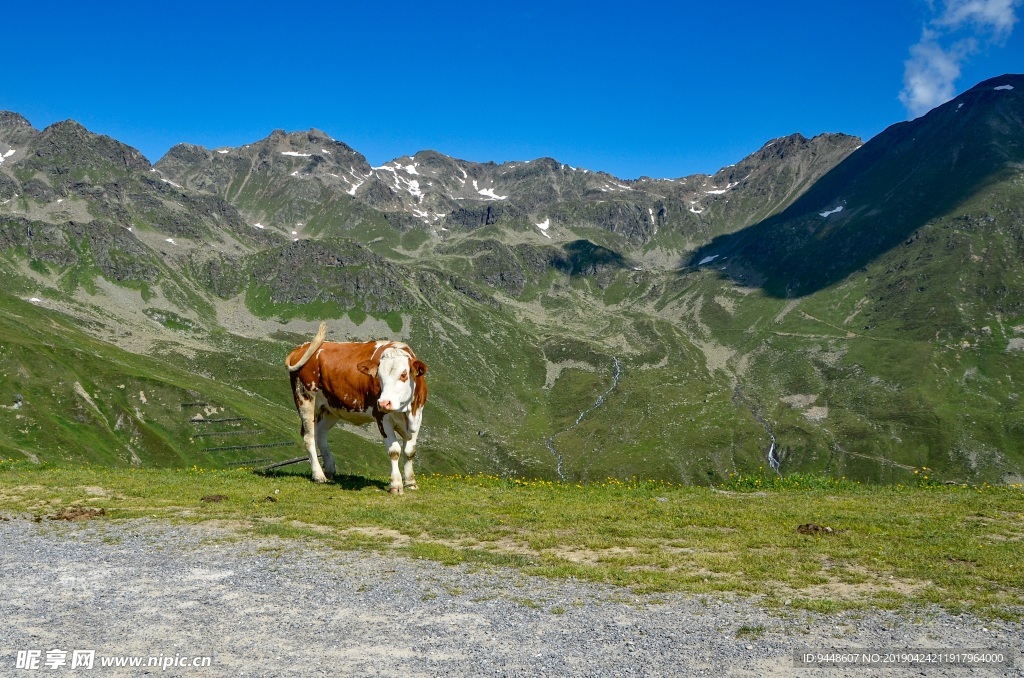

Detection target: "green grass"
[2, 460, 1021, 620]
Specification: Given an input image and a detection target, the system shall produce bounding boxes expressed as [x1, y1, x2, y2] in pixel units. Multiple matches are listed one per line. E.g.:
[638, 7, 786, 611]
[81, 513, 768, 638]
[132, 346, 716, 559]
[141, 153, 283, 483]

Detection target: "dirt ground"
[1, 518, 1019, 677]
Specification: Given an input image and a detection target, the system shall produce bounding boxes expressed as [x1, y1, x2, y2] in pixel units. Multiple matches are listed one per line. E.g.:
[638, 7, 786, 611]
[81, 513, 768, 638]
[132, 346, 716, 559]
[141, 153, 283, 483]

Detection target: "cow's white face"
[375, 348, 419, 413]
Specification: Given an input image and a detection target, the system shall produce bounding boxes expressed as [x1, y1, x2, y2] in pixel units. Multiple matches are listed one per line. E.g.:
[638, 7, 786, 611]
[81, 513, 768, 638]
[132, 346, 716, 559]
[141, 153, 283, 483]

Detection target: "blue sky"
[3, 1, 1021, 179]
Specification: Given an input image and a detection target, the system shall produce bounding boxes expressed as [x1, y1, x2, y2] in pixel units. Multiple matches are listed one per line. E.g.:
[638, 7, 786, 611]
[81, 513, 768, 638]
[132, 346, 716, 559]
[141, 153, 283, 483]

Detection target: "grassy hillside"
[1, 79, 1022, 486]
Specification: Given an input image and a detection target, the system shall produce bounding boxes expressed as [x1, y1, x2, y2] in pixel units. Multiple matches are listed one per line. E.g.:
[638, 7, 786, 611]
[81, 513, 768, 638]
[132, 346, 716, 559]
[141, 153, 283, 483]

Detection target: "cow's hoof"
[312, 475, 329, 484]
[389, 486, 403, 495]
[404, 483, 419, 491]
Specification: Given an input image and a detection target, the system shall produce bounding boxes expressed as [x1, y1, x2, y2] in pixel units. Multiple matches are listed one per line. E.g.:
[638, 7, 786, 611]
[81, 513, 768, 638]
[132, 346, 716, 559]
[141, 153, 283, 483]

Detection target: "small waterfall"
[546, 357, 621, 481]
[733, 386, 782, 476]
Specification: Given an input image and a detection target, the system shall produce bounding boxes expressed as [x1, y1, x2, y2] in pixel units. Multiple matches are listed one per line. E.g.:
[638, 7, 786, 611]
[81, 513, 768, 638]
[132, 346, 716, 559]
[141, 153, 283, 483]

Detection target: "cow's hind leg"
[315, 411, 339, 479]
[381, 417, 404, 495]
[298, 396, 328, 483]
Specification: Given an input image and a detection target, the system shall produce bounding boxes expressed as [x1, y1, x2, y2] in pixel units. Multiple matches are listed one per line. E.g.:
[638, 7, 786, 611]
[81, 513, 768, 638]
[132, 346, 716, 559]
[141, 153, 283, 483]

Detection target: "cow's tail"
[286, 322, 328, 373]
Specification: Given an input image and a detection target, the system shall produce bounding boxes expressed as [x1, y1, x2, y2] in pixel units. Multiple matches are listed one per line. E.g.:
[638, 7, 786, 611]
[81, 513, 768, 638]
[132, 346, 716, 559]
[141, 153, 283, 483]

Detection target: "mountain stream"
[545, 357, 621, 481]
[732, 386, 781, 474]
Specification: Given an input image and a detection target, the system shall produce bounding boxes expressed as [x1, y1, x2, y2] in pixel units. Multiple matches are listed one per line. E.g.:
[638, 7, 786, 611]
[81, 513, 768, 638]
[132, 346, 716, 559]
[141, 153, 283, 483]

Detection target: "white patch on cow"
[376, 347, 416, 414]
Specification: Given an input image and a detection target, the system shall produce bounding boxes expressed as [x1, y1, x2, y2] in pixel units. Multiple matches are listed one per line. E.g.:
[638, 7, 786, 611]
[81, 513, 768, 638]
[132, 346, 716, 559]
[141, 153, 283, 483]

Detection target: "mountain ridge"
[0, 74, 1022, 486]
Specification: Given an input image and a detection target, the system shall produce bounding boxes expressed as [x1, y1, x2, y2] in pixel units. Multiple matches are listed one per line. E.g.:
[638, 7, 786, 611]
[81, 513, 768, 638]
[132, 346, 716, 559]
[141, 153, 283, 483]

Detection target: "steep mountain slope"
[674, 74, 1024, 482]
[693, 74, 1024, 297]
[1, 75, 1022, 486]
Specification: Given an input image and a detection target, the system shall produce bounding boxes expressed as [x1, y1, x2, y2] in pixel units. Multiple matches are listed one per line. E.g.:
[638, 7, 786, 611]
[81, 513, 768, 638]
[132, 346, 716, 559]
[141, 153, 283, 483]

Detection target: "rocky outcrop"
[0, 217, 160, 283]
[249, 239, 417, 314]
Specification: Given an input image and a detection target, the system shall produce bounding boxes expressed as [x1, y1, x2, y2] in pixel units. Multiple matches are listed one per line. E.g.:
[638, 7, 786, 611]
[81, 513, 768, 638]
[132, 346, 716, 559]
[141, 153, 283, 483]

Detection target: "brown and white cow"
[285, 323, 428, 494]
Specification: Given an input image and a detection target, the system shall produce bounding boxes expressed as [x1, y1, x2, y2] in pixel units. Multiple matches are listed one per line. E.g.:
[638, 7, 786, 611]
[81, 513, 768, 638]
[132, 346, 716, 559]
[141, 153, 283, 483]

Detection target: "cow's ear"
[412, 360, 428, 377]
[357, 360, 378, 378]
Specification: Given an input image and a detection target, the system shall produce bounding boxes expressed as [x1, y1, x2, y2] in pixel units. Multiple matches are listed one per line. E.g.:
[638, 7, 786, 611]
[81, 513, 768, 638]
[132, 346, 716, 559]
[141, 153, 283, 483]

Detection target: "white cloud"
[899, 0, 1021, 118]
[936, 0, 1020, 39]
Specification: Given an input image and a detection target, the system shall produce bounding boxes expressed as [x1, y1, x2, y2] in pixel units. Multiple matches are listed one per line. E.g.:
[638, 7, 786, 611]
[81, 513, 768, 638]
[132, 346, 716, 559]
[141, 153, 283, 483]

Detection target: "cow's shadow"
[327, 474, 390, 492]
[256, 467, 389, 492]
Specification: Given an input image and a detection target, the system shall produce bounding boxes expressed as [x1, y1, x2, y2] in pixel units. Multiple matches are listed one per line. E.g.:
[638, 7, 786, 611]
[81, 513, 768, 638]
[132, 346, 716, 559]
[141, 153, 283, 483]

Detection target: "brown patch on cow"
[201, 494, 228, 503]
[290, 340, 382, 413]
[411, 359, 428, 416]
[49, 507, 106, 521]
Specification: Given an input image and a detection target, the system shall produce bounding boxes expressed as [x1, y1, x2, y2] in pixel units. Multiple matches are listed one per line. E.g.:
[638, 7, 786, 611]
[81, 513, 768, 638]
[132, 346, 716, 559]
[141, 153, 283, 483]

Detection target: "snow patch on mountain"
[704, 182, 738, 195]
[478, 187, 508, 200]
[819, 205, 844, 218]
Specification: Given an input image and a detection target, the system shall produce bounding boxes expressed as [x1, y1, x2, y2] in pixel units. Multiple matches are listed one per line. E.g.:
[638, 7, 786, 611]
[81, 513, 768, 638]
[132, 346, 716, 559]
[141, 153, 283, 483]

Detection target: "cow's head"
[358, 347, 427, 413]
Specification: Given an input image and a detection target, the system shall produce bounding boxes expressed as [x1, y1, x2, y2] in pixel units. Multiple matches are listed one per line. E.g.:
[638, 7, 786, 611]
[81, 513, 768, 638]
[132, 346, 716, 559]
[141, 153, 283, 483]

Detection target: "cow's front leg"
[315, 412, 339, 479]
[298, 397, 328, 483]
[401, 411, 423, 491]
[381, 417, 404, 495]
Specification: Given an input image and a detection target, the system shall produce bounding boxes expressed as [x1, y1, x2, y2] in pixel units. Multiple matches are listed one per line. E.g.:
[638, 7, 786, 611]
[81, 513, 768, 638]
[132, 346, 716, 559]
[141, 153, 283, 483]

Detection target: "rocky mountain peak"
[0, 111, 34, 132]
[31, 119, 151, 172]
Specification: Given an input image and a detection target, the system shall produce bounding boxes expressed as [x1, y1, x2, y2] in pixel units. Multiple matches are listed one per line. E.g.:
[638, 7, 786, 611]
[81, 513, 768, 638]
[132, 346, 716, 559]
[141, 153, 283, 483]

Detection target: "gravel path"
[1, 518, 1018, 677]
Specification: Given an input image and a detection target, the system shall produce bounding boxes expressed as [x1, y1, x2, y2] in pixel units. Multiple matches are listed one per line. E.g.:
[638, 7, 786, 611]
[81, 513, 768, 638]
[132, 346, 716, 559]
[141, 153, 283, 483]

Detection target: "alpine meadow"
[1, 74, 1023, 489]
